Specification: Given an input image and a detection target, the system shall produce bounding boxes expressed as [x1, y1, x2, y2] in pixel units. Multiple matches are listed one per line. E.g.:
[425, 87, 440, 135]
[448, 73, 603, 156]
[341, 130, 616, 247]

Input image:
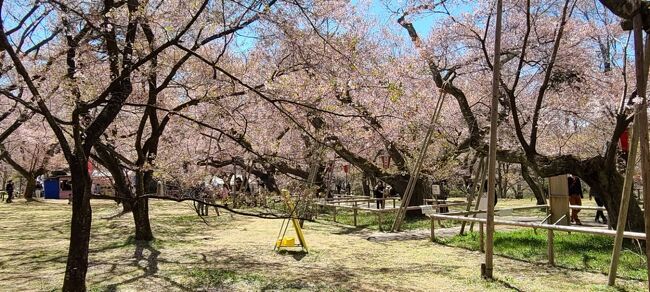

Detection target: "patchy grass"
[318, 210, 441, 231]
[0, 198, 646, 291]
[439, 229, 648, 281]
[317, 198, 549, 231]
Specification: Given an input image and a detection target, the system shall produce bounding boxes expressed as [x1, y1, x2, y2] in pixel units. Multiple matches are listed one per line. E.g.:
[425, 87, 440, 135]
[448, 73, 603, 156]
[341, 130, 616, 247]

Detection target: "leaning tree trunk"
[521, 166, 546, 205]
[589, 167, 645, 231]
[92, 146, 134, 214]
[121, 200, 133, 213]
[534, 155, 645, 232]
[62, 163, 93, 291]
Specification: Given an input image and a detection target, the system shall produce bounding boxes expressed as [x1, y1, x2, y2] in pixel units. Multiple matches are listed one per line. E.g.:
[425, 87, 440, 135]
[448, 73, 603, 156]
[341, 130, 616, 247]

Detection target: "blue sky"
[2, 0, 473, 57]
[358, 0, 473, 38]
[229, 0, 473, 54]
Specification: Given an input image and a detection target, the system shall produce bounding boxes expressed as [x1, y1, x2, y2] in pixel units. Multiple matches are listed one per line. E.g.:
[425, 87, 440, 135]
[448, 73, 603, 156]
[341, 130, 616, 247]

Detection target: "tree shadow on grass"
[488, 277, 524, 292]
[277, 249, 308, 261]
[95, 240, 192, 292]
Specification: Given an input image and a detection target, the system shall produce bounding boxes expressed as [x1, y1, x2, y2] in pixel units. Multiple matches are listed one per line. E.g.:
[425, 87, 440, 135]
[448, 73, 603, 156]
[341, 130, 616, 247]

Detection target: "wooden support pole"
[461, 157, 485, 235]
[431, 217, 435, 242]
[484, 0, 503, 279]
[333, 206, 337, 223]
[353, 208, 358, 227]
[547, 229, 555, 266]
[470, 160, 488, 232]
[391, 89, 448, 231]
[629, 14, 650, 286]
[609, 120, 640, 285]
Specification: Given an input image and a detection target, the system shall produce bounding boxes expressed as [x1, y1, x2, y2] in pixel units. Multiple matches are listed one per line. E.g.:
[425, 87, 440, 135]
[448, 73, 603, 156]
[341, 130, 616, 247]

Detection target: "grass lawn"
[0, 198, 646, 291]
[439, 229, 648, 282]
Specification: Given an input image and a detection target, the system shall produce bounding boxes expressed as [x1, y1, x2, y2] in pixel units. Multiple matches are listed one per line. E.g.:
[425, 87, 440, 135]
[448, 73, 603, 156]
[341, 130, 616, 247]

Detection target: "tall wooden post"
[629, 14, 650, 286]
[483, 0, 503, 279]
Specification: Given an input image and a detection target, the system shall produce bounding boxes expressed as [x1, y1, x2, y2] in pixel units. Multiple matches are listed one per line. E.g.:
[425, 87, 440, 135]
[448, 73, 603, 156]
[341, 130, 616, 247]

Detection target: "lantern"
[619, 128, 630, 152]
[381, 155, 391, 169]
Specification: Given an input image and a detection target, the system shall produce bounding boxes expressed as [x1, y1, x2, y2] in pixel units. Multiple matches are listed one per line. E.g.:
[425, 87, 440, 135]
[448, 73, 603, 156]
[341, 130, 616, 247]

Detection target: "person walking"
[567, 175, 584, 225]
[589, 187, 607, 224]
[5, 180, 14, 203]
[482, 179, 498, 207]
[373, 181, 385, 209]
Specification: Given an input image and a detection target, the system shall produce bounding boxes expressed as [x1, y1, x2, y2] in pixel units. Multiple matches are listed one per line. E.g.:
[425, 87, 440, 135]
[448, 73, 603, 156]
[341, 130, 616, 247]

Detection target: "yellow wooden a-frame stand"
[274, 190, 308, 252]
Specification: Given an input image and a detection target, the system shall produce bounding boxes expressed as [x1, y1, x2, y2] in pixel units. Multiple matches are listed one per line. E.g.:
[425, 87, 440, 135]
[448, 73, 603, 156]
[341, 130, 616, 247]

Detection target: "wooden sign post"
[548, 175, 570, 226]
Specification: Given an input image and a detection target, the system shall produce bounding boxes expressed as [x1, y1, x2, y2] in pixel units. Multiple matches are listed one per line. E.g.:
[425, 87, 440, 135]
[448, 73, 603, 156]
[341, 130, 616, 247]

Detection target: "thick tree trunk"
[132, 171, 154, 241]
[521, 166, 546, 205]
[23, 175, 36, 201]
[121, 200, 133, 213]
[384, 174, 430, 217]
[132, 198, 153, 241]
[361, 174, 371, 197]
[62, 165, 92, 291]
[587, 168, 644, 231]
[532, 155, 645, 231]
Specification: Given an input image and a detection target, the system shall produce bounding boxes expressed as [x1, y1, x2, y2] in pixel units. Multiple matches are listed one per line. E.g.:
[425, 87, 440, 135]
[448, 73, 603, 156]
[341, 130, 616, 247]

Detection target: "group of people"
[567, 174, 607, 225]
[2, 180, 47, 203]
[332, 181, 351, 196]
[373, 181, 397, 209]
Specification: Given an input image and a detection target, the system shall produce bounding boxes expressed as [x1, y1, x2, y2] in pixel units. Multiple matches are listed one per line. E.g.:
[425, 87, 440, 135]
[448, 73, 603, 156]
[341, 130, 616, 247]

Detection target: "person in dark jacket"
[373, 181, 385, 209]
[568, 175, 584, 225]
[589, 188, 607, 224]
[5, 180, 14, 203]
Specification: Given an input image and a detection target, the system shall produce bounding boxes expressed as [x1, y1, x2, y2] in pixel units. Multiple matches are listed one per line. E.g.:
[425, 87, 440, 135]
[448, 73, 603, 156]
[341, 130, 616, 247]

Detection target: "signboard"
[548, 174, 570, 226]
[432, 184, 441, 196]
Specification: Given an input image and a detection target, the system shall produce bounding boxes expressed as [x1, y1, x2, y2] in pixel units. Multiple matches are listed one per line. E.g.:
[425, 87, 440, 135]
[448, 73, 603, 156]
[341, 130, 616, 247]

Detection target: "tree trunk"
[62, 165, 92, 291]
[361, 174, 371, 197]
[132, 171, 154, 241]
[532, 155, 645, 231]
[384, 174, 430, 217]
[122, 200, 133, 213]
[587, 168, 644, 231]
[132, 198, 153, 241]
[521, 166, 546, 205]
[23, 175, 36, 201]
